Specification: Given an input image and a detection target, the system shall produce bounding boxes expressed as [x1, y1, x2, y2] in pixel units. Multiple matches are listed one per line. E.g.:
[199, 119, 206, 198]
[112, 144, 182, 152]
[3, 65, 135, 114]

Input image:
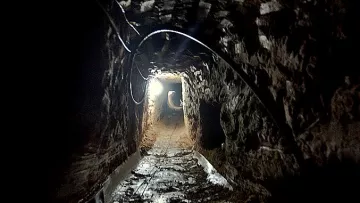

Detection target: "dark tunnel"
[199, 101, 225, 149]
[42, 0, 360, 203]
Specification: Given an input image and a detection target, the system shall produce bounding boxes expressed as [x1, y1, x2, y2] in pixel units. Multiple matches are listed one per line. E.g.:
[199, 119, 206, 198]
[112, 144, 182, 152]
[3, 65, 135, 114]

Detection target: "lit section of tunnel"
[98, 8, 248, 199]
[113, 65, 234, 202]
[87, 1, 360, 202]
[86, 11, 243, 200]
[51, 1, 360, 203]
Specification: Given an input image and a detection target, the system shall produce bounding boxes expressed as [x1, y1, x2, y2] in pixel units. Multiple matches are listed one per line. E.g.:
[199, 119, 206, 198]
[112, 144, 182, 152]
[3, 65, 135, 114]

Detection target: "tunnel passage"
[145, 74, 184, 124]
[50, 0, 360, 202]
[199, 101, 225, 150]
[112, 76, 234, 203]
[140, 73, 193, 152]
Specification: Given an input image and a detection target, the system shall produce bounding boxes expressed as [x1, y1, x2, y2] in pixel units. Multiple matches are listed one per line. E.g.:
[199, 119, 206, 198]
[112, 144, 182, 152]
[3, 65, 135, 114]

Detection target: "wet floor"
[110, 113, 234, 203]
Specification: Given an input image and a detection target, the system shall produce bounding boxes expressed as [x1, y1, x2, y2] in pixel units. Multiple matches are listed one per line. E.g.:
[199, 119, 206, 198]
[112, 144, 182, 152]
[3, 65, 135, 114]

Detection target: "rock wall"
[48, 1, 146, 202]
[142, 79, 168, 134]
[124, 0, 360, 202]
[182, 47, 359, 202]
[46, 0, 360, 202]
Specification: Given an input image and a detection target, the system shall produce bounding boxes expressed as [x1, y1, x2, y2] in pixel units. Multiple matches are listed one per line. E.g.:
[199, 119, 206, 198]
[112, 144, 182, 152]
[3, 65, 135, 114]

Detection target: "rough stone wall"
[125, 0, 360, 202]
[48, 1, 145, 202]
[182, 59, 301, 201]
[47, 0, 360, 202]
[181, 1, 360, 202]
[183, 48, 359, 202]
[142, 79, 168, 132]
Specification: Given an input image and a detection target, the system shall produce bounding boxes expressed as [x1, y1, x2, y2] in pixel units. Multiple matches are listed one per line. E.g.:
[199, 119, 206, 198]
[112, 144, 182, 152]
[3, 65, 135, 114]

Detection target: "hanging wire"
[130, 53, 152, 104]
[115, 0, 140, 36]
[95, 0, 132, 52]
[130, 51, 155, 105]
[96, 0, 140, 52]
[135, 62, 149, 81]
[96, 0, 152, 104]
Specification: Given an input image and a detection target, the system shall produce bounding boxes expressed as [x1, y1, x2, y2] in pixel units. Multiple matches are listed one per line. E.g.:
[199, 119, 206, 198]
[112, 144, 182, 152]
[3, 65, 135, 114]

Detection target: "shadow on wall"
[199, 101, 225, 149]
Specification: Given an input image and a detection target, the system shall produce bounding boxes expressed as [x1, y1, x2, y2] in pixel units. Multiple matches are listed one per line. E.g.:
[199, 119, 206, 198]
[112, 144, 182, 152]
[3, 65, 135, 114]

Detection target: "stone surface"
[50, 0, 360, 202]
[50, 1, 146, 202]
[111, 148, 233, 203]
[126, 0, 360, 202]
[112, 114, 233, 203]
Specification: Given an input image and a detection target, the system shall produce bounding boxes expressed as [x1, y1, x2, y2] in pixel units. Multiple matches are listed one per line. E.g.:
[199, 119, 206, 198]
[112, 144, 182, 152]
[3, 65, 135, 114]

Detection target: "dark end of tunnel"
[199, 101, 225, 150]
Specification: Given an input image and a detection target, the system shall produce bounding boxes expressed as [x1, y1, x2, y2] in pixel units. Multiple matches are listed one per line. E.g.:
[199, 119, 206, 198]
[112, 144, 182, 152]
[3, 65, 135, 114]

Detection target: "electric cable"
[96, 0, 283, 131]
[129, 60, 151, 105]
[115, 0, 140, 36]
[95, 0, 131, 52]
[134, 61, 149, 80]
[95, 0, 150, 104]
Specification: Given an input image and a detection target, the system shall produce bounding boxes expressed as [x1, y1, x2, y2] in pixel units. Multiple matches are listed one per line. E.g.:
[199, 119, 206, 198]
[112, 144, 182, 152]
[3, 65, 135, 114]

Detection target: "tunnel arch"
[96, 1, 287, 131]
[130, 29, 285, 132]
[97, 0, 292, 153]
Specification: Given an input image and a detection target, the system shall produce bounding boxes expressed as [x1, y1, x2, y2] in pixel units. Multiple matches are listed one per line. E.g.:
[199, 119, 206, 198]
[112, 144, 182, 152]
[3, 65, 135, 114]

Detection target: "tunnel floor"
[110, 113, 234, 202]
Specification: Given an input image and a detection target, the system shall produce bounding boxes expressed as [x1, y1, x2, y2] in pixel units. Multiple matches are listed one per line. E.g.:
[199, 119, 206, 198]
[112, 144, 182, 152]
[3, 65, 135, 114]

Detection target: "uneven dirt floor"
[140, 112, 194, 151]
[110, 112, 236, 202]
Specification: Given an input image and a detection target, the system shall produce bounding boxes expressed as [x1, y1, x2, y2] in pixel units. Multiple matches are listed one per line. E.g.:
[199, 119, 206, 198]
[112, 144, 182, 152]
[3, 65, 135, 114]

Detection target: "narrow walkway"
[111, 113, 233, 202]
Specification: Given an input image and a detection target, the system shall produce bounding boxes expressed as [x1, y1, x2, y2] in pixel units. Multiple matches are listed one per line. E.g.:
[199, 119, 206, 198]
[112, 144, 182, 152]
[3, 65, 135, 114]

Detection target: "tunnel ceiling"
[122, 0, 242, 74]
[123, 0, 359, 131]
[134, 33, 213, 74]
[122, 0, 359, 89]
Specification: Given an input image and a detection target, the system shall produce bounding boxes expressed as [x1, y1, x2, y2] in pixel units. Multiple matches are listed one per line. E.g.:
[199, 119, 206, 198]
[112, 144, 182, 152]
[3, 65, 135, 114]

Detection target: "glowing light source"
[149, 78, 163, 96]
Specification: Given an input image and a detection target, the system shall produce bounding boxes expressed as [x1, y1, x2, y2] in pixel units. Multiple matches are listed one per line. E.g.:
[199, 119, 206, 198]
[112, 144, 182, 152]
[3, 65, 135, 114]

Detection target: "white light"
[149, 78, 163, 96]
